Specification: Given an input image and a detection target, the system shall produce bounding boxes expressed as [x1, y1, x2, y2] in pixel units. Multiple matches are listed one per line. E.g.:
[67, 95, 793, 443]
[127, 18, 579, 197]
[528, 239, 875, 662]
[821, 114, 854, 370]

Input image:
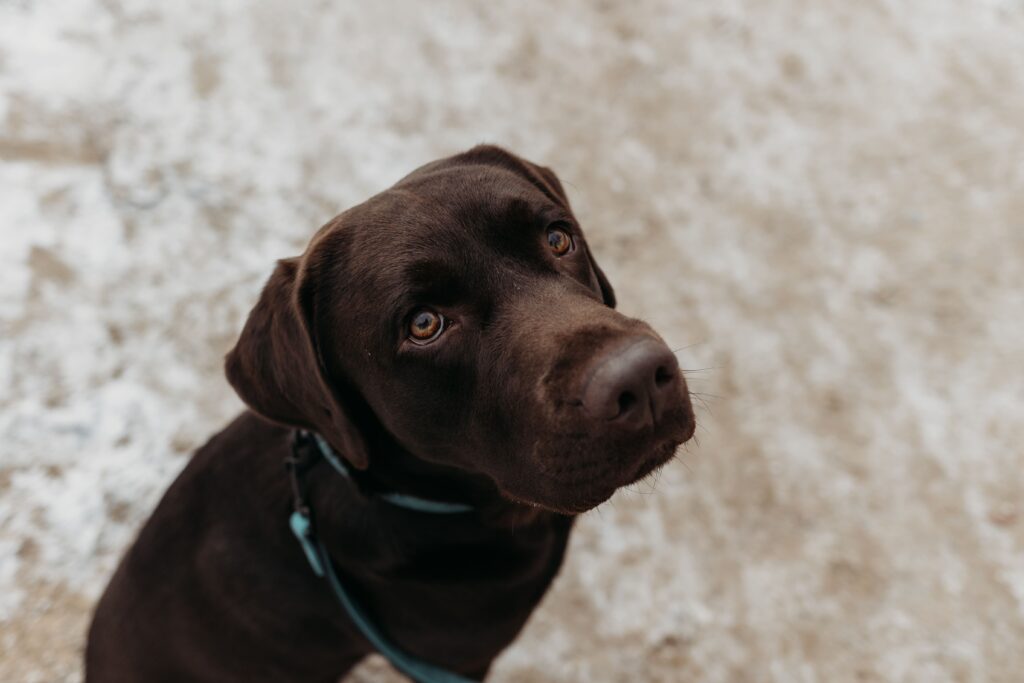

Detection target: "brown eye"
[546, 227, 573, 256]
[409, 309, 444, 342]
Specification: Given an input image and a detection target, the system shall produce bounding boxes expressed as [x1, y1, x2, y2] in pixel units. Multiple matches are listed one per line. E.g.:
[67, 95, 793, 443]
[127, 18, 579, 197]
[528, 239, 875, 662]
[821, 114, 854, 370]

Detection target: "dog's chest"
[341, 515, 574, 664]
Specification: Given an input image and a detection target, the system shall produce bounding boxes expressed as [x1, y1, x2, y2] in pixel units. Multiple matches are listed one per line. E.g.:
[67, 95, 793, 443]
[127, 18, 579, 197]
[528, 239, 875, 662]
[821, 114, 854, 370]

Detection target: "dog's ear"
[528, 162, 572, 207]
[585, 249, 617, 309]
[457, 146, 573, 208]
[225, 256, 369, 469]
[526, 161, 617, 308]
[457, 147, 618, 308]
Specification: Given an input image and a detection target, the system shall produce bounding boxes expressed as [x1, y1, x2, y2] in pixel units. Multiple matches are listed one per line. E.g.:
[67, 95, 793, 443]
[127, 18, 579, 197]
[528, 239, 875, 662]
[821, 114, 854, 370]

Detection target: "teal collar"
[287, 431, 478, 683]
[308, 431, 474, 514]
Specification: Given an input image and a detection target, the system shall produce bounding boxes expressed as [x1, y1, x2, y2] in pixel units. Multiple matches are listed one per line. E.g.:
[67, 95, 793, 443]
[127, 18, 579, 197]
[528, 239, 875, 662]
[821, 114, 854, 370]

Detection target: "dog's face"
[227, 146, 694, 513]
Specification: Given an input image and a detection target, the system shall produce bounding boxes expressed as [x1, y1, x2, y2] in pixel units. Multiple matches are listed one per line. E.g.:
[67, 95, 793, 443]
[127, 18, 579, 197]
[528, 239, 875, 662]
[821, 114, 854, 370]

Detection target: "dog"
[85, 145, 695, 682]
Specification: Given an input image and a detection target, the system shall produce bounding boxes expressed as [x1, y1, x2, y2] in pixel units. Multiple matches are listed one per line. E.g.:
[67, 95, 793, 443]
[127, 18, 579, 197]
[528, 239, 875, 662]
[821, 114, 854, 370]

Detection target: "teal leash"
[287, 431, 479, 683]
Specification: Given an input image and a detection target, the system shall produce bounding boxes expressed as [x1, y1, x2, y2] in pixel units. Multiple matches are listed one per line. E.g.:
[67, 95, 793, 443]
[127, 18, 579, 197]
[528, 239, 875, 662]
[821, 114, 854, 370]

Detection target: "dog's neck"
[327, 433, 555, 529]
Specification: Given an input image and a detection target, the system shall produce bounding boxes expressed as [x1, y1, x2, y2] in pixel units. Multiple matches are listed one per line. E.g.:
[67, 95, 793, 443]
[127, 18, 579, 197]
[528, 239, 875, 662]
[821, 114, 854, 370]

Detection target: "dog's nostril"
[617, 391, 637, 416]
[654, 365, 674, 388]
[580, 338, 678, 425]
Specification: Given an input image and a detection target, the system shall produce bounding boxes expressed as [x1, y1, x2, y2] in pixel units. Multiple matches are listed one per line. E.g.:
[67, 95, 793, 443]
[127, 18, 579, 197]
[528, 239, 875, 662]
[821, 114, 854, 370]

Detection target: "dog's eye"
[546, 227, 573, 256]
[409, 309, 445, 342]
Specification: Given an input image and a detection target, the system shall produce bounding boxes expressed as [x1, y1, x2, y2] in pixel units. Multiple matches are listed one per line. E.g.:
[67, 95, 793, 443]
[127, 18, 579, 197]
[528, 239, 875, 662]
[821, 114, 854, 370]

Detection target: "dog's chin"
[502, 438, 685, 515]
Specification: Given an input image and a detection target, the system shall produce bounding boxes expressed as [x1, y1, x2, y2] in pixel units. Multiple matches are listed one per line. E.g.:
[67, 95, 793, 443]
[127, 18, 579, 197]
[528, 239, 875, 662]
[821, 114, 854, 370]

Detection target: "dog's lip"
[626, 439, 680, 482]
[506, 435, 686, 515]
[499, 393, 695, 515]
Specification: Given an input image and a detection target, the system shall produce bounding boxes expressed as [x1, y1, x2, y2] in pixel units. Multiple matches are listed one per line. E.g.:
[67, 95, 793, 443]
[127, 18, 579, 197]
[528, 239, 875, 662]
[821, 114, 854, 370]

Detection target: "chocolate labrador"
[85, 145, 695, 682]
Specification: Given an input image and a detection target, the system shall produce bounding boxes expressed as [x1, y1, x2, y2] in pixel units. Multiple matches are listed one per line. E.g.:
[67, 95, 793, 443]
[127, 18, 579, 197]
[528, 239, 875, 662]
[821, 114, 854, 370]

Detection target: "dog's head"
[226, 146, 694, 514]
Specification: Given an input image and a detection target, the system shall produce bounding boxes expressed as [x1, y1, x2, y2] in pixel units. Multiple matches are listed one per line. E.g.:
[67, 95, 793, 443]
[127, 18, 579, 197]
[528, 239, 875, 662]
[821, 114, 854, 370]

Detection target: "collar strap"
[305, 431, 474, 514]
[290, 511, 479, 683]
[287, 431, 480, 683]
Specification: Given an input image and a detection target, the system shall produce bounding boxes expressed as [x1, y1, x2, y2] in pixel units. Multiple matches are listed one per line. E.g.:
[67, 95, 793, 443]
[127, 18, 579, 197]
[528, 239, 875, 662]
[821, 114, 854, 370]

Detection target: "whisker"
[636, 468, 662, 495]
[681, 366, 720, 374]
[671, 340, 707, 354]
[691, 397, 716, 422]
[672, 452, 693, 474]
[690, 391, 724, 401]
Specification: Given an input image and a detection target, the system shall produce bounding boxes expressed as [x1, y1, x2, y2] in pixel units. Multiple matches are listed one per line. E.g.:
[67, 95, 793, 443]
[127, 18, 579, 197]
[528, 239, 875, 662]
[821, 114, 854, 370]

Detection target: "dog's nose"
[581, 338, 680, 428]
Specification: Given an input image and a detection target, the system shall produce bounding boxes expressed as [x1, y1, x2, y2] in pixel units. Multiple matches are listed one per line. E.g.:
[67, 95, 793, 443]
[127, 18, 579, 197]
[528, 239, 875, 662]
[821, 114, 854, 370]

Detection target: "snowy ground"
[2, 1, 1023, 681]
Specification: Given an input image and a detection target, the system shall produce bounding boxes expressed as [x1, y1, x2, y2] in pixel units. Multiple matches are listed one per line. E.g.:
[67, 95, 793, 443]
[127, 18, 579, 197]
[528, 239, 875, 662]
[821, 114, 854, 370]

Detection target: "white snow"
[2, 1, 1024, 680]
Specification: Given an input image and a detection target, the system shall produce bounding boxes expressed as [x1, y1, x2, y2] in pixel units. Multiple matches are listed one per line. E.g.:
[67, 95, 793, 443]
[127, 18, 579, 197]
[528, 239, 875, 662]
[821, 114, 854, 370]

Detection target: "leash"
[286, 430, 479, 683]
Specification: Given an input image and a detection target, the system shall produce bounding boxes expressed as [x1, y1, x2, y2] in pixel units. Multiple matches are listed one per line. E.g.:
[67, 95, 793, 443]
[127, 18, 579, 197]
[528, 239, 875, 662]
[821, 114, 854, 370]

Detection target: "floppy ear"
[225, 257, 369, 469]
[530, 161, 618, 308]
[461, 147, 618, 308]
[585, 248, 617, 309]
[529, 163, 572, 207]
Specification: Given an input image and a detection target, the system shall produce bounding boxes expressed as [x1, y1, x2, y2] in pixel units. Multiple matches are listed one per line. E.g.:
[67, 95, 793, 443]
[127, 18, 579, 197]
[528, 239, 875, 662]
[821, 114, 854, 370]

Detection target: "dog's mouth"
[497, 328, 699, 514]
[503, 404, 696, 515]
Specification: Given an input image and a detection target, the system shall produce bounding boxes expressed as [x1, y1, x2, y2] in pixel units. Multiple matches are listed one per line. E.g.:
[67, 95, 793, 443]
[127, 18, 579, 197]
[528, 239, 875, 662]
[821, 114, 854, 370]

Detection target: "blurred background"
[2, 1, 1023, 681]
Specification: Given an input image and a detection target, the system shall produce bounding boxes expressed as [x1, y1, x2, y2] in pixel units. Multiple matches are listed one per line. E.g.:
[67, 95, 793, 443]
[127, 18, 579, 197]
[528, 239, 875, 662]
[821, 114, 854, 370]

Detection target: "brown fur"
[85, 145, 694, 681]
